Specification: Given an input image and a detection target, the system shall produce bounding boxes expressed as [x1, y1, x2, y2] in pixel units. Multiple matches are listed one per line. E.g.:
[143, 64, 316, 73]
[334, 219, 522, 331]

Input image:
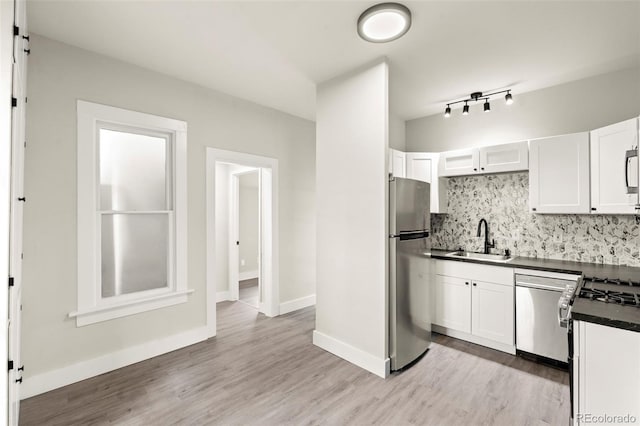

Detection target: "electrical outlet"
[240, 259, 245, 266]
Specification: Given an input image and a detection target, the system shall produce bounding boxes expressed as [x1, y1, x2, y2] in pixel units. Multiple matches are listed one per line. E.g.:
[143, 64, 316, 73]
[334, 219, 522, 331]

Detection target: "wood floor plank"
[20, 301, 569, 425]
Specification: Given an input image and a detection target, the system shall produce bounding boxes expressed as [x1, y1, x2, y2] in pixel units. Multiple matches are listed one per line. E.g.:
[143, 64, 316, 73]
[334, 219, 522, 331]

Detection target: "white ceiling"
[27, 1, 640, 121]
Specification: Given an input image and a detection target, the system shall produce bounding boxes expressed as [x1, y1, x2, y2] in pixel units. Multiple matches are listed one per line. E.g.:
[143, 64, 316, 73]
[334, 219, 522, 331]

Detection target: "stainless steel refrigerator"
[389, 177, 432, 371]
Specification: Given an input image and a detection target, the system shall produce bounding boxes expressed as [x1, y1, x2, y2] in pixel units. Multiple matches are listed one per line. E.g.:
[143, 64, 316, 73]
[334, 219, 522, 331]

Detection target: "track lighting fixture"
[443, 89, 513, 118]
[505, 91, 513, 105]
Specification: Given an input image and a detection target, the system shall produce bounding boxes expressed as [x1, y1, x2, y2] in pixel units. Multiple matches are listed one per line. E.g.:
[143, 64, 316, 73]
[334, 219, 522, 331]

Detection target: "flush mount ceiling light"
[443, 89, 514, 118]
[357, 3, 412, 43]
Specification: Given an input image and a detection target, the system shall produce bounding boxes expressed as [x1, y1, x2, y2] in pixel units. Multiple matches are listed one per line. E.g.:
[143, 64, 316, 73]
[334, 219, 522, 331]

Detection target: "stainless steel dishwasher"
[515, 273, 578, 363]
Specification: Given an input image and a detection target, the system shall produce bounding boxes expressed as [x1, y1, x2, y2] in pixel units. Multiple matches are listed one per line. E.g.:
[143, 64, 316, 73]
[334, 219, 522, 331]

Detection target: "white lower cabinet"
[433, 275, 471, 333]
[471, 280, 515, 346]
[575, 321, 640, 425]
[432, 260, 515, 353]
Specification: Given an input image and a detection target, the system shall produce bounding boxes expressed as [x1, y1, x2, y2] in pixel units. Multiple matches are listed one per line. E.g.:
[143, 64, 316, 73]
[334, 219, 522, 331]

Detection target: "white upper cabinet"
[529, 133, 590, 214]
[388, 148, 406, 178]
[590, 118, 639, 214]
[438, 148, 480, 176]
[439, 142, 528, 177]
[406, 152, 448, 213]
[406, 152, 433, 182]
[479, 141, 528, 174]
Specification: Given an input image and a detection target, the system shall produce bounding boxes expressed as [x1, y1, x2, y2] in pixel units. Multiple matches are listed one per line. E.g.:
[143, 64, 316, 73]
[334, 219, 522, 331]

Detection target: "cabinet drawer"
[434, 260, 514, 286]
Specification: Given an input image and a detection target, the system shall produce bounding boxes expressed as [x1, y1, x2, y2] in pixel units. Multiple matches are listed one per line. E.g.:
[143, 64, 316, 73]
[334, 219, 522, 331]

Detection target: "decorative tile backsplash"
[431, 172, 640, 266]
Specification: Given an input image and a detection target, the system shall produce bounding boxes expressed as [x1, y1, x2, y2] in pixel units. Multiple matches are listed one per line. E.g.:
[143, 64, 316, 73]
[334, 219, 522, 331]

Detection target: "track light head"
[484, 100, 490, 112]
[462, 103, 469, 115]
[444, 105, 451, 118]
[505, 91, 513, 105]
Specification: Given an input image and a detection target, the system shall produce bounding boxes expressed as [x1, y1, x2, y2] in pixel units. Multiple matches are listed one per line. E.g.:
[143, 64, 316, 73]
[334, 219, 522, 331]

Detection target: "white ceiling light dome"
[357, 3, 412, 43]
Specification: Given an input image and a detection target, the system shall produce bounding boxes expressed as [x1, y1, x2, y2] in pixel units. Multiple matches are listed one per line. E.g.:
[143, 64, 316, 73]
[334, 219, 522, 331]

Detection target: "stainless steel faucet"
[477, 218, 495, 254]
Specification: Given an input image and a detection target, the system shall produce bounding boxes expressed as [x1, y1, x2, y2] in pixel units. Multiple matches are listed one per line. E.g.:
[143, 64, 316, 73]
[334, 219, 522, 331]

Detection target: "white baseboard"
[279, 294, 316, 315]
[216, 291, 231, 302]
[239, 270, 258, 281]
[432, 325, 516, 355]
[312, 330, 389, 379]
[21, 326, 210, 400]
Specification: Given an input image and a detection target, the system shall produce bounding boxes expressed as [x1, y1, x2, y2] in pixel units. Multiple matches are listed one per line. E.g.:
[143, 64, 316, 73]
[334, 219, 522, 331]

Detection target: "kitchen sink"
[445, 250, 514, 263]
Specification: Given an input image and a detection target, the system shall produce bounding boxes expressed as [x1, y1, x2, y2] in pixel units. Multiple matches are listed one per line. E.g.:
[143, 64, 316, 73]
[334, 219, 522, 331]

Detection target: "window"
[73, 101, 190, 326]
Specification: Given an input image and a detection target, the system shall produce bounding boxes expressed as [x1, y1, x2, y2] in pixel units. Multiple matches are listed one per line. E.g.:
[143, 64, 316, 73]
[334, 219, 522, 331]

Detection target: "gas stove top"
[578, 276, 640, 308]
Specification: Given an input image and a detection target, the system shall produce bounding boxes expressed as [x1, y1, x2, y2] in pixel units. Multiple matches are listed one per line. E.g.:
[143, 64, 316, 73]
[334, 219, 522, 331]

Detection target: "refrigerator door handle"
[625, 148, 638, 194]
[390, 231, 430, 240]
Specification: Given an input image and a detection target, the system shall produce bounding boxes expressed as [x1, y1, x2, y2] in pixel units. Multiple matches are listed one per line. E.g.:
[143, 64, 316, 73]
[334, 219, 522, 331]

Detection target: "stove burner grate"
[578, 286, 640, 307]
[582, 276, 640, 287]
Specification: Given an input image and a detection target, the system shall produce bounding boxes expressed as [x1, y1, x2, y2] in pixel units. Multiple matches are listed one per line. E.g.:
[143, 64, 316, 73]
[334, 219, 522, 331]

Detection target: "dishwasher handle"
[515, 279, 566, 292]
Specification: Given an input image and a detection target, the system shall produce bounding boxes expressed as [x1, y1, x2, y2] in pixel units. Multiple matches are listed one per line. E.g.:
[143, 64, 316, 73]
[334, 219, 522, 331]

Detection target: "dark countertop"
[570, 299, 640, 333]
[429, 248, 640, 333]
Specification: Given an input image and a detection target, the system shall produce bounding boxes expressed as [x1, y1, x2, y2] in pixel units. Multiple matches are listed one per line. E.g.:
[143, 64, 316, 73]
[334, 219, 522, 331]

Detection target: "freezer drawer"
[516, 285, 568, 362]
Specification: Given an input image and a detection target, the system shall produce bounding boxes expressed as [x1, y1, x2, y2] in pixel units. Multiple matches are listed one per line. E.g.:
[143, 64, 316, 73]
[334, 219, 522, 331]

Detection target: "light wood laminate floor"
[239, 278, 259, 308]
[20, 301, 570, 425]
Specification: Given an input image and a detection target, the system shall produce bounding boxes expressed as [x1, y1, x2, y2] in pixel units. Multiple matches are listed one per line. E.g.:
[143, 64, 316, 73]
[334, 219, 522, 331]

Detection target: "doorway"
[205, 148, 279, 337]
[235, 170, 260, 309]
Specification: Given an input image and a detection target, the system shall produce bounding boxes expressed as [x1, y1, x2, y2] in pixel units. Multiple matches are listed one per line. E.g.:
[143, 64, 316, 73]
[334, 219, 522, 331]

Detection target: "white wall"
[314, 60, 389, 377]
[406, 67, 640, 152]
[239, 172, 259, 276]
[389, 113, 406, 151]
[22, 35, 316, 386]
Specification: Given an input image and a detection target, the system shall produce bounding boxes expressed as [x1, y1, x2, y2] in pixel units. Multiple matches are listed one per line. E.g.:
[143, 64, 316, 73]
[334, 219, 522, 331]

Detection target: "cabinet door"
[590, 118, 639, 214]
[406, 153, 433, 183]
[471, 281, 514, 346]
[479, 141, 529, 173]
[438, 148, 479, 177]
[389, 149, 406, 178]
[433, 275, 471, 333]
[406, 153, 448, 214]
[529, 133, 590, 214]
[578, 322, 640, 423]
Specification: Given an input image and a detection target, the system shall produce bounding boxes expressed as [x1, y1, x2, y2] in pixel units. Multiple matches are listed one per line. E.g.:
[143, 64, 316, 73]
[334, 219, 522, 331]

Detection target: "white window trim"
[73, 100, 190, 327]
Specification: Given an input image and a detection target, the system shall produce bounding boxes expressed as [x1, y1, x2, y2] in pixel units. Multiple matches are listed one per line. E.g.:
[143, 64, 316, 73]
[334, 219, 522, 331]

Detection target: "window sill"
[69, 289, 194, 327]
